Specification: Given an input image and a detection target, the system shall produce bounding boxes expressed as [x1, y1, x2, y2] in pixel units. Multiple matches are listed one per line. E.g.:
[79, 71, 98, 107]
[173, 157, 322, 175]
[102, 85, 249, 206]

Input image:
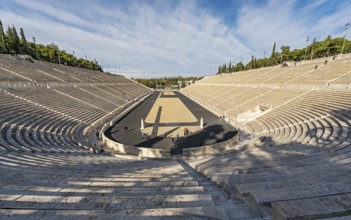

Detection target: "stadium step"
[0, 152, 254, 220]
[177, 161, 264, 219]
[244, 182, 351, 216]
[272, 193, 351, 220]
[0, 194, 215, 210]
[0, 206, 229, 219]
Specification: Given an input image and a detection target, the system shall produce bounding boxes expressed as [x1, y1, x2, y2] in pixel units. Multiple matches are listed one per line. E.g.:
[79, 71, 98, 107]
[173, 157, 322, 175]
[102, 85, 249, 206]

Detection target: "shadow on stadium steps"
[1, 108, 350, 219]
[186, 108, 351, 218]
[189, 136, 326, 216]
[0, 152, 203, 218]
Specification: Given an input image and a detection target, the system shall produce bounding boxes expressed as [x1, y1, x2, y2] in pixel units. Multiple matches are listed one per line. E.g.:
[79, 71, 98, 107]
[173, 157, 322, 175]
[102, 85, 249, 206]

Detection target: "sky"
[0, 0, 350, 78]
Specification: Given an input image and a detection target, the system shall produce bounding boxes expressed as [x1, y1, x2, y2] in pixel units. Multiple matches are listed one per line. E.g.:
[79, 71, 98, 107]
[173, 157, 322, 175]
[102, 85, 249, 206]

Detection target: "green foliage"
[6, 25, 21, 54]
[280, 45, 290, 62]
[0, 20, 6, 53]
[234, 61, 245, 71]
[271, 42, 276, 58]
[221, 64, 227, 73]
[133, 76, 203, 89]
[217, 35, 351, 74]
[20, 28, 28, 54]
[0, 19, 102, 72]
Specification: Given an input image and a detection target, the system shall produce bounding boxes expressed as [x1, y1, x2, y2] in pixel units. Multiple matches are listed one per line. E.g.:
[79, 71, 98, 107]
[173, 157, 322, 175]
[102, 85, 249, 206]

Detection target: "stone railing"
[102, 128, 240, 158]
[103, 137, 168, 158]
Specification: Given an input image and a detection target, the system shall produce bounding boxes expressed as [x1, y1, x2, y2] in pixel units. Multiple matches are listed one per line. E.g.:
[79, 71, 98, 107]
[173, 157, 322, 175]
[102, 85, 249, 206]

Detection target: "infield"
[104, 91, 237, 154]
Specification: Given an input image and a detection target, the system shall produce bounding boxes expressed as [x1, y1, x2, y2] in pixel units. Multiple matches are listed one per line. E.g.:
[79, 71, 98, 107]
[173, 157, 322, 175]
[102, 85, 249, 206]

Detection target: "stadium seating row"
[182, 54, 351, 219]
[0, 151, 263, 219]
[0, 55, 151, 154]
[1, 53, 351, 219]
[0, 54, 265, 219]
[0, 54, 132, 83]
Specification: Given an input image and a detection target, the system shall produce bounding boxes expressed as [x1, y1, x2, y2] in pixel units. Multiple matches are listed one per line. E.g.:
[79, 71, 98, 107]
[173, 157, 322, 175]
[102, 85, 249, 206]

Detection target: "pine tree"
[20, 28, 28, 54]
[228, 60, 232, 73]
[0, 20, 6, 53]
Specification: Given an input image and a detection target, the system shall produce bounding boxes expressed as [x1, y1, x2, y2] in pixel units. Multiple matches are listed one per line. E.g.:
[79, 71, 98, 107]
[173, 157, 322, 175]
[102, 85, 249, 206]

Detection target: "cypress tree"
[14, 26, 21, 54]
[310, 38, 316, 59]
[20, 27, 28, 54]
[271, 42, 276, 65]
[6, 26, 14, 53]
[0, 20, 6, 53]
[271, 42, 276, 57]
[254, 58, 257, 68]
[7, 25, 21, 54]
[221, 64, 227, 73]
[32, 37, 39, 59]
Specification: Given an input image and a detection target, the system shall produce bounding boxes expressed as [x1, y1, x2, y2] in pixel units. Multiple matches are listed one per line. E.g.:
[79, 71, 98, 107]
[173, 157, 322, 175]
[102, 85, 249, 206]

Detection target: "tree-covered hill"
[0, 19, 102, 71]
[218, 35, 351, 74]
[133, 76, 203, 89]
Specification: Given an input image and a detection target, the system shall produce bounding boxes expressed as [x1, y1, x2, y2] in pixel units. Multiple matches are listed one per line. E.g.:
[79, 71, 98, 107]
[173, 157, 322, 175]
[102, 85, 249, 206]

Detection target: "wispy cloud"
[0, 0, 350, 77]
[236, 0, 351, 57]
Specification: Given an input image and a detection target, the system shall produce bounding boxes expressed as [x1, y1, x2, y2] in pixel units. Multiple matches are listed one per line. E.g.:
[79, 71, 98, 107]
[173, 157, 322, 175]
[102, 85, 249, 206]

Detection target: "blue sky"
[0, 0, 350, 78]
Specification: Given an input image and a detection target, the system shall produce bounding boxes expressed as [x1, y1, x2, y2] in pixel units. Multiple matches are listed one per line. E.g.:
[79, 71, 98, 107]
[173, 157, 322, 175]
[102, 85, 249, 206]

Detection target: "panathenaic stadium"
[1, 53, 351, 219]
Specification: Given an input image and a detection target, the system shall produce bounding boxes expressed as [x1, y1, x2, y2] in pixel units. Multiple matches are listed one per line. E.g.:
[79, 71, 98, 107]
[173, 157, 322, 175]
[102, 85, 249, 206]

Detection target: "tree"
[6, 25, 21, 54]
[245, 55, 256, 69]
[0, 19, 6, 53]
[217, 34, 350, 74]
[6, 26, 13, 53]
[271, 42, 276, 57]
[0, 20, 104, 71]
[234, 62, 245, 71]
[12, 25, 21, 54]
[280, 45, 290, 62]
[270, 42, 276, 65]
[310, 38, 316, 59]
[20, 27, 28, 54]
[32, 37, 39, 59]
[221, 64, 227, 73]
[250, 55, 255, 69]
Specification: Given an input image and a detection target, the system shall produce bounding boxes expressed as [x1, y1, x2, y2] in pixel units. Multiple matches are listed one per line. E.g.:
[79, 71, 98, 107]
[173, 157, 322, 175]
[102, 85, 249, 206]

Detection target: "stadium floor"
[105, 91, 237, 155]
